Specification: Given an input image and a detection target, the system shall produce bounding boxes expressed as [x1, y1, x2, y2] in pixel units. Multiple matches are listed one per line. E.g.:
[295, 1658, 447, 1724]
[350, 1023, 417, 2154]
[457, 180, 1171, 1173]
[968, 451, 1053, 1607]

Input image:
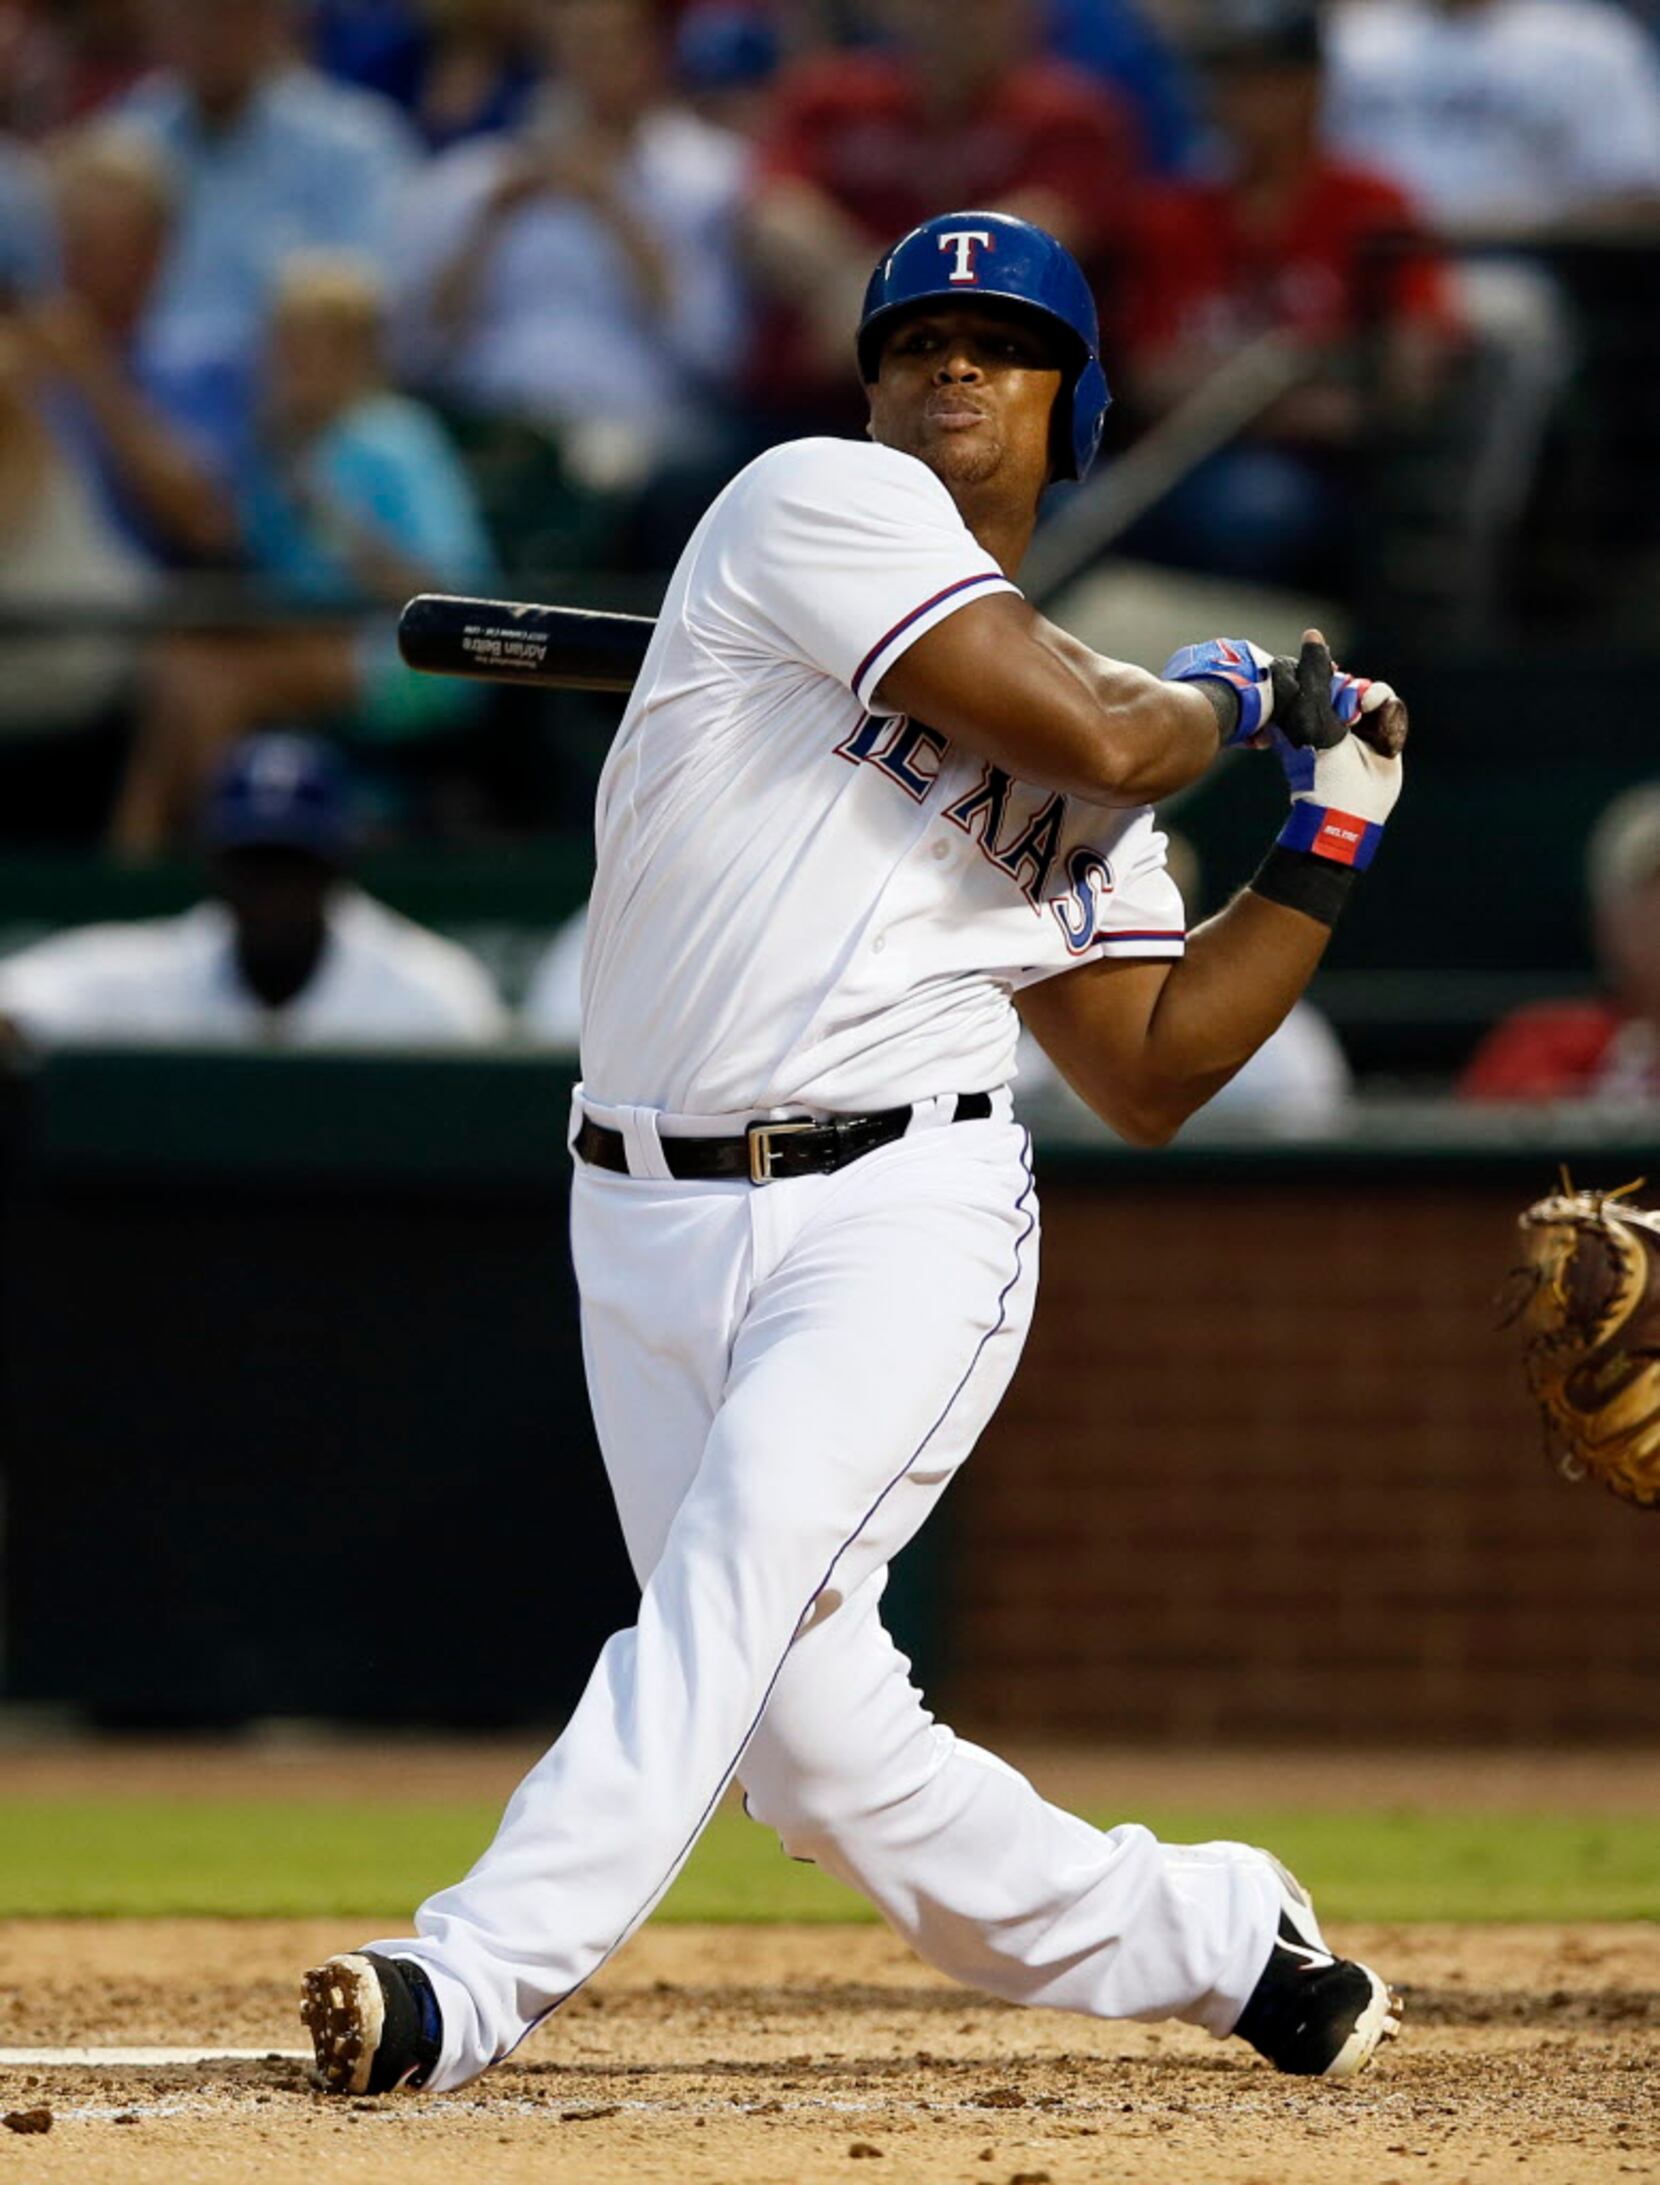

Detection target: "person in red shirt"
[1460, 784, 1660, 1104]
[742, 0, 1142, 431]
[1112, 2, 1451, 583]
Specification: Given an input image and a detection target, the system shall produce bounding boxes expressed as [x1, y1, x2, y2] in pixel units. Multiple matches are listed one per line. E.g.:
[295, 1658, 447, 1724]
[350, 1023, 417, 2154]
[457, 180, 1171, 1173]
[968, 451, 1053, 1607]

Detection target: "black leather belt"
[576, 1092, 995, 1185]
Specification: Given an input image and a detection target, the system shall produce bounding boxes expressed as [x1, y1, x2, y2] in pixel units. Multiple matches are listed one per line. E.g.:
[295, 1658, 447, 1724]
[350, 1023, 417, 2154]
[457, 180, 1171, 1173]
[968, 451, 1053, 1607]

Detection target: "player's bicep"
[875, 593, 1157, 804]
[1015, 954, 1175, 1146]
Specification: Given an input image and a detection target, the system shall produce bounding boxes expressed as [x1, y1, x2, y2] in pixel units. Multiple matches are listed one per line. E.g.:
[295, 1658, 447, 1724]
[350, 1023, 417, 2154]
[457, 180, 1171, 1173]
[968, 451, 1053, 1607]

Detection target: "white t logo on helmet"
[937, 229, 995, 284]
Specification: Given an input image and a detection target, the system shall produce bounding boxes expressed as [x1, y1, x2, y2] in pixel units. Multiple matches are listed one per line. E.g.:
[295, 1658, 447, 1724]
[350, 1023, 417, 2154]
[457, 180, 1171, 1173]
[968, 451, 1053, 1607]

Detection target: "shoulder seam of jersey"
[851, 572, 1013, 708]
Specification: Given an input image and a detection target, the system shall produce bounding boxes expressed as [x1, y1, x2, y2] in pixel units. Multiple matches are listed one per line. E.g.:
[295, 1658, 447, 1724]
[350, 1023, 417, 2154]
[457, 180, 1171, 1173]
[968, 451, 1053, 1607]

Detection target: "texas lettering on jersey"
[582, 439, 1182, 1115]
[836, 710, 1122, 956]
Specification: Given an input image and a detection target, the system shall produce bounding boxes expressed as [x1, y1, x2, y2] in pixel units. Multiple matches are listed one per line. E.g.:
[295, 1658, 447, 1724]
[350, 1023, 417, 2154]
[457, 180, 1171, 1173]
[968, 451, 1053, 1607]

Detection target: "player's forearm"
[1020, 887, 1331, 1147]
[1117, 637, 1407, 1138]
[879, 596, 1226, 806]
[1031, 617, 1231, 803]
[1130, 888, 1332, 1135]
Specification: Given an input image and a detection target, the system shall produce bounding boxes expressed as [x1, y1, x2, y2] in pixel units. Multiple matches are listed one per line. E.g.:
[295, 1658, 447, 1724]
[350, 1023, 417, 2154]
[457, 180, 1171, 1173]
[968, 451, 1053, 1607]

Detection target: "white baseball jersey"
[579, 438, 1185, 1116]
[0, 887, 507, 1048]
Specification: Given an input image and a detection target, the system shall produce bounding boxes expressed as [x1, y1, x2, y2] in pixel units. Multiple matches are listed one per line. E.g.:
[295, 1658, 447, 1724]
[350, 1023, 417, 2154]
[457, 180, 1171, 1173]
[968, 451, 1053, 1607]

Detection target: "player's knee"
[741, 1714, 946, 1861]
[739, 1751, 853, 1860]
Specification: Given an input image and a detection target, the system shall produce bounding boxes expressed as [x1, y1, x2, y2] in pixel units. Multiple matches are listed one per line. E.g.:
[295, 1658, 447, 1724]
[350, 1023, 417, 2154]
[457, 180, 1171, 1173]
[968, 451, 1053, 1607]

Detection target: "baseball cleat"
[1232, 1886, 1403, 2079]
[301, 1951, 442, 2094]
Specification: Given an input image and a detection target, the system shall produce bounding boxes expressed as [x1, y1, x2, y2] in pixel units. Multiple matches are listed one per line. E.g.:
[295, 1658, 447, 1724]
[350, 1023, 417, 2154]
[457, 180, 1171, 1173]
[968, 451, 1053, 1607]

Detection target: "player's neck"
[948, 486, 1038, 580]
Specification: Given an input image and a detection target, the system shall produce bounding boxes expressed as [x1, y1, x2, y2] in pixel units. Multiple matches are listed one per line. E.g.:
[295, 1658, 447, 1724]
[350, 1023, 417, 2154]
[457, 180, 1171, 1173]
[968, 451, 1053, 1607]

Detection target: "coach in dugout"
[0, 731, 506, 1050]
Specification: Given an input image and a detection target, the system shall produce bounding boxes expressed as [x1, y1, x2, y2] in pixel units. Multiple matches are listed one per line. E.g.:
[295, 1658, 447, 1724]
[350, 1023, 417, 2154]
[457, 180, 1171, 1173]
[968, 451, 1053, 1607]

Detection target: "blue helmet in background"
[204, 732, 353, 864]
[856, 210, 1112, 483]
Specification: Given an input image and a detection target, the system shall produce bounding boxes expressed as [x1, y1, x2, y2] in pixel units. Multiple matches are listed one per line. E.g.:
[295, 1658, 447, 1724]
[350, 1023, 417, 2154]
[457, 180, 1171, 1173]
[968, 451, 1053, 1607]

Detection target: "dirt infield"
[1, 1919, 1656, 2183]
[2, 1744, 1657, 2182]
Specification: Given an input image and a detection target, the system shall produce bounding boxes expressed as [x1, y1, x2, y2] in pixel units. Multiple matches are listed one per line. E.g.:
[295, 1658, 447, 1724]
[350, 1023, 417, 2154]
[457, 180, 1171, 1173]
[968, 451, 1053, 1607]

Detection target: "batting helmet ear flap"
[1069, 353, 1110, 481]
[857, 209, 1113, 482]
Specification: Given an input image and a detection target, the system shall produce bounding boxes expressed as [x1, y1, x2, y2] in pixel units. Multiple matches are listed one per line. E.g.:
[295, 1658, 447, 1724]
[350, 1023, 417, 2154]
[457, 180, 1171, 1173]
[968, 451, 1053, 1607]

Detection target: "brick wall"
[949, 1176, 1660, 1744]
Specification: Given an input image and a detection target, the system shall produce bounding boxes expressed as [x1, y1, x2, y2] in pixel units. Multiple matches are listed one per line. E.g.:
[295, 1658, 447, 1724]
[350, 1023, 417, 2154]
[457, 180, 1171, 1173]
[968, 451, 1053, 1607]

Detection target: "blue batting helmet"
[856, 210, 1112, 482]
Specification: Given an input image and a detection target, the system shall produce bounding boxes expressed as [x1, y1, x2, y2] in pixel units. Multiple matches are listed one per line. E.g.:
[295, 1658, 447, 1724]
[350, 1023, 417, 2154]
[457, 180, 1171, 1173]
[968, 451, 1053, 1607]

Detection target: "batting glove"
[1269, 633, 1405, 870]
[1161, 637, 1277, 747]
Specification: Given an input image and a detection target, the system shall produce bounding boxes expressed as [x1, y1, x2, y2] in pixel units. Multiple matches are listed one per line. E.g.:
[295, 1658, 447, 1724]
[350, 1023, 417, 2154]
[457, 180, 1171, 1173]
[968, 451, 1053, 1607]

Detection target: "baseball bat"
[397, 594, 657, 691]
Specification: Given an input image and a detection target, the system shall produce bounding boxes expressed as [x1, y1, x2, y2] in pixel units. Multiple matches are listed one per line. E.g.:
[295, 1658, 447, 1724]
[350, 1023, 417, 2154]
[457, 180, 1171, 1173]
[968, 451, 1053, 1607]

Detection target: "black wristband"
[1250, 843, 1358, 928]
[1193, 677, 1243, 746]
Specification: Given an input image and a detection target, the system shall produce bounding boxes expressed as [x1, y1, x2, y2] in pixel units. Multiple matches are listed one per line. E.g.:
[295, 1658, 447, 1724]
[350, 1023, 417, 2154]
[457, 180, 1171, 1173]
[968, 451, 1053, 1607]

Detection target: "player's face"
[867, 305, 1064, 505]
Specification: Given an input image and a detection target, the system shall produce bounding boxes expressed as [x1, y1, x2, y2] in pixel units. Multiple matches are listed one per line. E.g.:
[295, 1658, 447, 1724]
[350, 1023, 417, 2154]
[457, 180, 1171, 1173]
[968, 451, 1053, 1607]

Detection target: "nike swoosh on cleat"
[1279, 1937, 1334, 1971]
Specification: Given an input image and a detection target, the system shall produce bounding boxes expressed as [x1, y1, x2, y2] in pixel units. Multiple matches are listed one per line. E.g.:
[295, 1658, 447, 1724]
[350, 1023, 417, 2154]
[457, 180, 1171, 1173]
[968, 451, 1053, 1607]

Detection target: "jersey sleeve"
[1090, 826, 1186, 958]
[700, 441, 1020, 715]
[1078, 808, 1185, 960]
[1013, 807, 1186, 990]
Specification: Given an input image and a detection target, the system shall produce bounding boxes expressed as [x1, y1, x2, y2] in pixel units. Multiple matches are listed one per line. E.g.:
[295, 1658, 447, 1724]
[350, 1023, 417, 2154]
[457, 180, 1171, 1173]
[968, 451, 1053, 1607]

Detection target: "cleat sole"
[301, 1954, 386, 2097]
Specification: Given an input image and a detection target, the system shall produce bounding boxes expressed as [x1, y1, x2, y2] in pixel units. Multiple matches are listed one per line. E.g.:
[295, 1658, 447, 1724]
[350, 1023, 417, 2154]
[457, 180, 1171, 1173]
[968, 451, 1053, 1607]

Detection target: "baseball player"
[303, 210, 1407, 2095]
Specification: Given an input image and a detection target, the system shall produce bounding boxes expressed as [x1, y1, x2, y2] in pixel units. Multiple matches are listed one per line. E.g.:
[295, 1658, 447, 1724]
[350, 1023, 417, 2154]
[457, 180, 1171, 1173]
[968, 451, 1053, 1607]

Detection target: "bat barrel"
[397, 594, 656, 691]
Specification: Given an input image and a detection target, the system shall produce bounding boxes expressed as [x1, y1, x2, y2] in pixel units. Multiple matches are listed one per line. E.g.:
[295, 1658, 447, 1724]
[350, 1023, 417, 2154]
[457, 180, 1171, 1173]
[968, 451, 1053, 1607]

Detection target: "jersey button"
[872, 937, 886, 954]
[930, 839, 950, 861]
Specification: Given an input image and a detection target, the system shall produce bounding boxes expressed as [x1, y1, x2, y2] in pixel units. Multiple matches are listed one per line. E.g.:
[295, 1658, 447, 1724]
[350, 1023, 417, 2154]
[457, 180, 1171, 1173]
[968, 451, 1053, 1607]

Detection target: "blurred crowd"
[0, 0, 1658, 1114]
[2, 0, 1660, 856]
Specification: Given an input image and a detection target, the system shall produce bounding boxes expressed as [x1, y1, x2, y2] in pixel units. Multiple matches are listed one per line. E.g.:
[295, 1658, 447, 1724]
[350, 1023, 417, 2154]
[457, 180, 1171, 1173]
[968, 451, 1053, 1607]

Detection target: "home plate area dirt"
[1, 1921, 1657, 2183]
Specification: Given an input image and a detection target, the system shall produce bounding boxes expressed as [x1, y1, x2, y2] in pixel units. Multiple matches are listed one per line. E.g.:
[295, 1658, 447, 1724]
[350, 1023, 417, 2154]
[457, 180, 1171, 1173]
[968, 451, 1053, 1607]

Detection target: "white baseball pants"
[367, 1106, 1282, 2090]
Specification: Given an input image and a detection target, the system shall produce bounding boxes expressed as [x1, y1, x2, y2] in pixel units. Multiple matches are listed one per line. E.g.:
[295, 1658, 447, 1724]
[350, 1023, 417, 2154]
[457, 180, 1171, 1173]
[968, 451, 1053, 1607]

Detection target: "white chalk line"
[0, 2047, 309, 2066]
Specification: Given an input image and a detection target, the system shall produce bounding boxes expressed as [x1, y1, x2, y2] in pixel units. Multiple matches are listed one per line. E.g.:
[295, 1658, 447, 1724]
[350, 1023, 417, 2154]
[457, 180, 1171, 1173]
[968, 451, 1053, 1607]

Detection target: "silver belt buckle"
[746, 1118, 814, 1185]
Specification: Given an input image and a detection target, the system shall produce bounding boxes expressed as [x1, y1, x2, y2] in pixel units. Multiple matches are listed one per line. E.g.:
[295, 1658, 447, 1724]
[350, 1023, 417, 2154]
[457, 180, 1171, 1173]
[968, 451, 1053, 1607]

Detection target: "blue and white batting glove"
[1161, 637, 1277, 747]
[1272, 668, 1404, 871]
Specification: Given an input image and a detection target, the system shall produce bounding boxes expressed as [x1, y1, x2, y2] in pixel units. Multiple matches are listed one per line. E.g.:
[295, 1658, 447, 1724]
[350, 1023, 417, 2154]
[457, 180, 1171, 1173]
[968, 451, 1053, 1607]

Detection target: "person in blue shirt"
[20, 126, 241, 569]
[110, 250, 497, 857]
[120, 0, 419, 380]
[0, 137, 54, 302]
[309, 0, 543, 152]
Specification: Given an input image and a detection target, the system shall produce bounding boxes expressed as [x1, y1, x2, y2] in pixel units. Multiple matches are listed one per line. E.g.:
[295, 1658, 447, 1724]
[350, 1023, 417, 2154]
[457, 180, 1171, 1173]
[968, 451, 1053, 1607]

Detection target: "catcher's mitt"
[1504, 1179, 1660, 1509]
